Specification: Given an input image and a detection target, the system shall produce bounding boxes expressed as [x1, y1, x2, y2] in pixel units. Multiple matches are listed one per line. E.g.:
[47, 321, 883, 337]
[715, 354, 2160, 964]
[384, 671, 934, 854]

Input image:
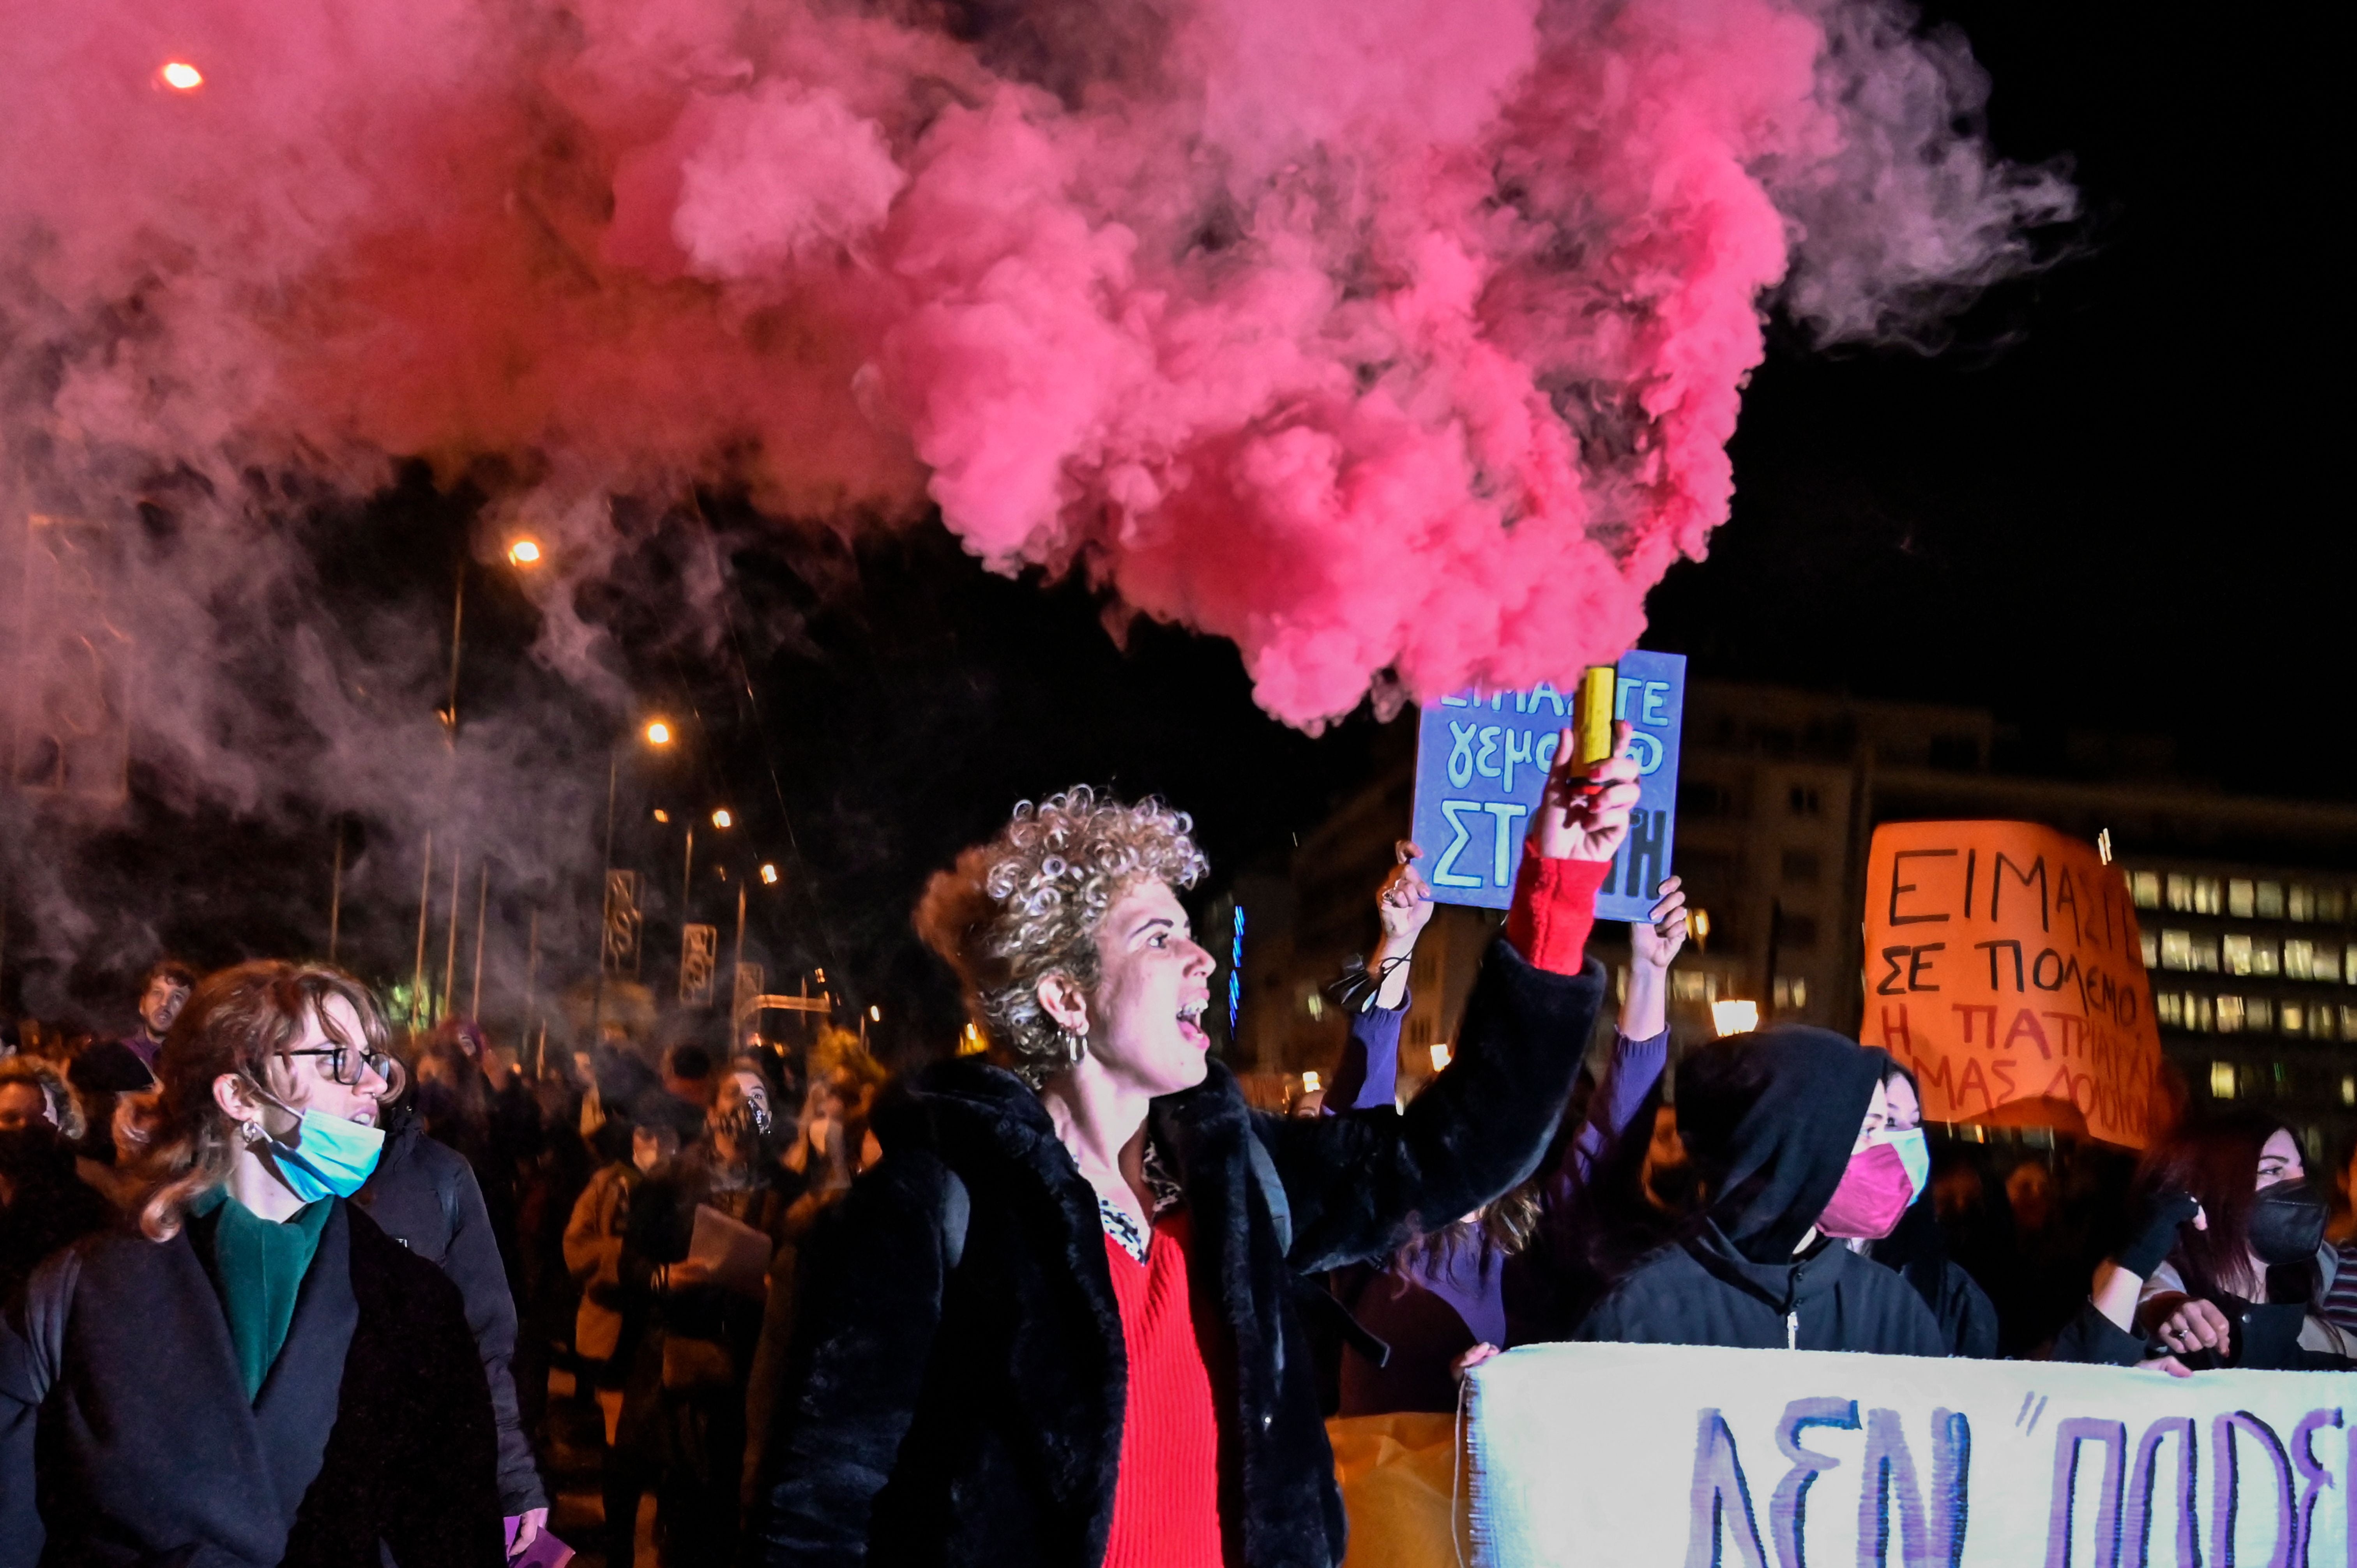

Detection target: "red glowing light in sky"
[158, 61, 203, 91]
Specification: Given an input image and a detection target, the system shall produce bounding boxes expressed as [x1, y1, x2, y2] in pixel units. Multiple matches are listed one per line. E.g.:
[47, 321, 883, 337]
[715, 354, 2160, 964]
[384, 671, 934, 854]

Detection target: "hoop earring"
[240, 1120, 267, 1148]
[1059, 1028, 1088, 1068]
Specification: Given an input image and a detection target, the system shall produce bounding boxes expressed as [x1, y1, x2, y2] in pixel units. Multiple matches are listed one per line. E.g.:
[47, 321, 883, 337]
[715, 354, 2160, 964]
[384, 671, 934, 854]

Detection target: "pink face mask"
[1817, 1141, 1915, 1240]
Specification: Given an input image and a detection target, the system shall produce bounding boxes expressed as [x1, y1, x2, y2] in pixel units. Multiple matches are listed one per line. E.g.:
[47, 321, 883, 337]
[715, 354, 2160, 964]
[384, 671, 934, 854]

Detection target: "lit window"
[2217, 996, 2246, 1033]
[2195, 878, 2224, 915]
[2132, 871, 2162, 910]
[2224, 934, 2253, 976]
[2312, 945, 2342, 984]
[2141, 932, 2159, 969]
[2344, 1005, 2357, 1039]
[2166, 874, 2193, 913]
[2314, 1008, 2337, 1042]
[2348, 944, 2357, 984]
[1672, 971, 1709, 1001]
[2257, 882, 2286, 918]
[2320, 888, 2348, 923]
[2282, 1003, 2305, 1036]
[2286, 940, 2315, 981]
[2229, 879, 2256, 918]
[2212, 1062, 2237, 1099]
[2161, 930, 2191, 971]
[2345, 1077, 2356, 1107]
[2250, 941, 2278, 978]
[2190, 994, 2215, 1032]
[1304, 992, 1324, 1021]
[2248, 998, 2274, 1032]
[2274, 1062, 2289, 1094]
[2290, 886, 2315, 923]
[2192, 936, 2220, 973]
[1774, 976, 1809, 1010]
[2156, 992, 2184, 1028]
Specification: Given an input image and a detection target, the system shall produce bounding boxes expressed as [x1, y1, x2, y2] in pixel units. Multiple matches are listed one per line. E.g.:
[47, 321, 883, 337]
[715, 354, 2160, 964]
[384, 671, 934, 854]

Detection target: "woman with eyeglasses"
[0, 961, 504, 1568]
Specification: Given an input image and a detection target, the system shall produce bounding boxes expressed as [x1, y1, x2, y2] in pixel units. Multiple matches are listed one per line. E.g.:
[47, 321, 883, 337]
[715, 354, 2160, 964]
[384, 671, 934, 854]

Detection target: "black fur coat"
[752, 937, 1605, 1568]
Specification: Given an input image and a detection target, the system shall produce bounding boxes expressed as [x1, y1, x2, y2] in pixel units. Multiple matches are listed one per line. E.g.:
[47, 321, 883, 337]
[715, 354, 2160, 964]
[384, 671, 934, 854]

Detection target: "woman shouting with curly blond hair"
[754, 728, 1642, 1568]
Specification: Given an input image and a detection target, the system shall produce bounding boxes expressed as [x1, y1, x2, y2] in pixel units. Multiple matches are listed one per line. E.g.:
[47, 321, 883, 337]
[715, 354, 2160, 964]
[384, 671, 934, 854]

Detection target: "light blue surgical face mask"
[1883, 1127, 1931, 1205]
[247, 1088, 384, 1202]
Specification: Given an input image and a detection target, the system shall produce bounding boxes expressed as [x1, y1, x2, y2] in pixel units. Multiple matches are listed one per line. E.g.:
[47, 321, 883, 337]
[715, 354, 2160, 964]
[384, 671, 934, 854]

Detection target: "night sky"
[19, 0, 2342, 1043]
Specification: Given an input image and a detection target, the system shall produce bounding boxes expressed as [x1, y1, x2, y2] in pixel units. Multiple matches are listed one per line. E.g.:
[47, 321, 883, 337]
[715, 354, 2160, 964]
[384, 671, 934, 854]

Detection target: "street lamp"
[760, 863, 779, 885]
[711, 808, 733, 829]
[645, 719, 672, 746]
[1711, 999, 1761, 1036]
[507, 539, 542, 567]
[158, 60, 203, 90]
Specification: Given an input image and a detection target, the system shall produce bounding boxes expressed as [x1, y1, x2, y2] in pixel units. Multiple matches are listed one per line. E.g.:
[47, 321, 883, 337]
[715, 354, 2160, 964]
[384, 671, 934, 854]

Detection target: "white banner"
[1463, 1342, 2355, 1567]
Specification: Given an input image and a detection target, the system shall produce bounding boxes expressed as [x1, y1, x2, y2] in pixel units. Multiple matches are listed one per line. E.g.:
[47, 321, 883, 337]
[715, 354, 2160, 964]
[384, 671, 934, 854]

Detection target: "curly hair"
[0, 1055, 85, 1141]
[915, 786, 1208, 1087]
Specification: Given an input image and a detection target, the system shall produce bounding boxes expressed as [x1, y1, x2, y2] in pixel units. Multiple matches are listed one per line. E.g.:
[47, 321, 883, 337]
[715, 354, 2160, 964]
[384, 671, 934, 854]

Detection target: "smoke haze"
[0, 0, 2068, 1008]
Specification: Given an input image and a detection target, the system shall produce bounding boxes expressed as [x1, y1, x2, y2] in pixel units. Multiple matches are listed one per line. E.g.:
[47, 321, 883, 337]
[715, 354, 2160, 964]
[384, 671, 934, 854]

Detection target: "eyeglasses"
[283, 1045, 405, 1093]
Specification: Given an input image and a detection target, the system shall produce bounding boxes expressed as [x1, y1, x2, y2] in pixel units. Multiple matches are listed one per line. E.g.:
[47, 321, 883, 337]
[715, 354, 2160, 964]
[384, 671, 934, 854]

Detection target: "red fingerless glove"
[1504, 855, 1611, 976]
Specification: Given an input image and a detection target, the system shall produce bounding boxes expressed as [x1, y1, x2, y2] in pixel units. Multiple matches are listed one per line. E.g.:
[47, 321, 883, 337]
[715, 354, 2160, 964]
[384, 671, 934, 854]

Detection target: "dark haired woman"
[0, 961, 504, 1568]
[753, 728, 1635, 1568]
[2059, 1108, 2353, 1371]
[1322, 855, 1686, 1413]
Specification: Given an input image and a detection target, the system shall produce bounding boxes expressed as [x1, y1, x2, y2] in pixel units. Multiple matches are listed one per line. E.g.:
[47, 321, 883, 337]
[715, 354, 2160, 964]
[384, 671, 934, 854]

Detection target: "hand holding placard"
[1531, 720, 1642, 863]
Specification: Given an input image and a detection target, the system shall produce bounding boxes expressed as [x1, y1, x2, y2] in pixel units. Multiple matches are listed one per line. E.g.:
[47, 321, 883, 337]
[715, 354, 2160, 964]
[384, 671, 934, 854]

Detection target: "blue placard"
[1408, 651, 1684, 921]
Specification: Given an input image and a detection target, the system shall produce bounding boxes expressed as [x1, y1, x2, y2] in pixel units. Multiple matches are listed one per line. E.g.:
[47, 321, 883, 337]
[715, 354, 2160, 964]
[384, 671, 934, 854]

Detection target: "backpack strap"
[1242, 1130, 1292, 1260]
[937, 1167, 970, 1274]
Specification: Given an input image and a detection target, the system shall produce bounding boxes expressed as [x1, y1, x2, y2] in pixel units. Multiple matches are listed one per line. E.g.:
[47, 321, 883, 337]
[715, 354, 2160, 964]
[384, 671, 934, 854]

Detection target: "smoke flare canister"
[1573, 667, 1617, 765]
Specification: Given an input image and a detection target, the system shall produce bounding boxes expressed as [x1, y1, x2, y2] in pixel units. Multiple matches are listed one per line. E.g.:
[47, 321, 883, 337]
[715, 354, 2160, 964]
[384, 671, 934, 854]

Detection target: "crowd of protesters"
[2, 722, 2355, 1565]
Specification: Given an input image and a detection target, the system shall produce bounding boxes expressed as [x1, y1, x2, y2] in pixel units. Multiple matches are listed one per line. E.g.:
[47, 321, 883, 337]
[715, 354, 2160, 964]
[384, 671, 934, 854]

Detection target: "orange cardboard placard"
[1860, 821, 2164, 1148]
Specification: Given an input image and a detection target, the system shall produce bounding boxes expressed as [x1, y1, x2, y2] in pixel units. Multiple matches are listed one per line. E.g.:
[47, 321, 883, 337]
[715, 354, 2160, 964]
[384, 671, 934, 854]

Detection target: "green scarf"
[190, 1187, 332, 1401]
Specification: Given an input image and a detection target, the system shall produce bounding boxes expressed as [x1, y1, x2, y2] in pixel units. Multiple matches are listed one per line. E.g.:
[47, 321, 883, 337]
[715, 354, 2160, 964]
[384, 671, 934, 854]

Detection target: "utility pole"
[412, 832, 434, 1027]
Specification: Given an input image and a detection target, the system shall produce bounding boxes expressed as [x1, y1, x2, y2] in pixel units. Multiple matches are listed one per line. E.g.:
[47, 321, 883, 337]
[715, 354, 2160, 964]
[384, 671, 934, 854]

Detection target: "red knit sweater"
[1504, 853, 1610, 975]
[1101, 1213, 1223, 1568]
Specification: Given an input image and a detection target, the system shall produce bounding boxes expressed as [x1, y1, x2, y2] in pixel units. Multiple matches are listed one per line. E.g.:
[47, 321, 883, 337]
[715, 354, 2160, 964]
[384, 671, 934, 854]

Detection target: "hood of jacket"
[1675, 1026, 1888, 1262]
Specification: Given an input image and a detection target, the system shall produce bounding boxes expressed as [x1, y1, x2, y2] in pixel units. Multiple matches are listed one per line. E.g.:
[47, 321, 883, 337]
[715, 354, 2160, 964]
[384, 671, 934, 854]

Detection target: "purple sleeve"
[1566, 1028, 1669, 1185]
[1324, 990, 1409, 1114]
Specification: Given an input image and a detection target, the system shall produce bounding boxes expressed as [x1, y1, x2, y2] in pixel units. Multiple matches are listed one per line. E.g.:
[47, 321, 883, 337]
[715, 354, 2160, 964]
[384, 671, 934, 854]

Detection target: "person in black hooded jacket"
[358, 1098, 550, 1548]
[1576, 1027, 1946, 1355]
[752, 734, 1637, 1568]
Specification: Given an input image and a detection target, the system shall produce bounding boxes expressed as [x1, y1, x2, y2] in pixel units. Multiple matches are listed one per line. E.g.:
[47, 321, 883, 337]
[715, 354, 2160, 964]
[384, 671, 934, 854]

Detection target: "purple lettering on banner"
[1685, 1408, 1770, 1568]
[1857, 1407, 1925, 1565]
[1770, 1397, 1859, 1567]
[2211, 1411, 2295, 1568]
[2124, 1418, 2200, 1568]
[2289, 1408, 2340, 1568]
[1929, 1409, 1974, 1568]
[2044, 1418, 2126, 1568]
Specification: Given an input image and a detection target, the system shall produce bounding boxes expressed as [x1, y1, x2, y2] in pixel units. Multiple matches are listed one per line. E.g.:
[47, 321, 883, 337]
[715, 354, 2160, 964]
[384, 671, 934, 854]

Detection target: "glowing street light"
[651, 809, 669, 823]
[1429, 1043, 1452, 1071]
[868, 1005, 882, 1022]
[710, 808, 732, 829]
[759, 863, 779, 885]
[644, 719, 672, 746]
[507, 539, 542, 567]
[159, 61, 204, 90]
[1711, 999, 1761, 1037]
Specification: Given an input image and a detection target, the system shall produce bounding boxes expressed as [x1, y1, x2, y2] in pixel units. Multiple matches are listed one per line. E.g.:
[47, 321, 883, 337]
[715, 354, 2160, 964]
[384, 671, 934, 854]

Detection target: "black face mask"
[2248, 1178, 2329, 1266]
[1645, 1157, 1701, 1215]
[0, 1122, 61, 1178]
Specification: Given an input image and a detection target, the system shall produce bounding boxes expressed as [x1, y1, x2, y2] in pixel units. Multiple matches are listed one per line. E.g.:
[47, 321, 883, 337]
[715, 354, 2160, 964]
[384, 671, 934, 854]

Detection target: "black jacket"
[0, 1199, 504, 1568]
[753, 938, 1604, 1568]
[1578, 1222, 1946, 1353]
[1863, 1201, 1999, 1359]
[1576, 1027, 1945, 1356]
[358, 1108, 548, 1515]
[0, 1132, 113, 1309]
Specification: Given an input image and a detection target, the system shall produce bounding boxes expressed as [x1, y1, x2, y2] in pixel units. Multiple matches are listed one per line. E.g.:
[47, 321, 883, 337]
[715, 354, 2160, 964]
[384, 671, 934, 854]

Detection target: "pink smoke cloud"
[0, 0, 2069, 729]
